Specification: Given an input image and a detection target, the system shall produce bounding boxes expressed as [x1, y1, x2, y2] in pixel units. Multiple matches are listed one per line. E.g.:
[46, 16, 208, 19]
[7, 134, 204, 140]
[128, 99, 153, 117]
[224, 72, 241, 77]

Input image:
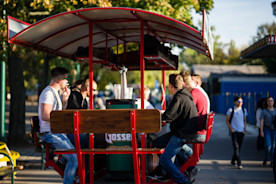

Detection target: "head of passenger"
[50, 67, 69, 90]
[191, 74, 202, 87]
[168, 74, 184, 95]
[179, 70, 196, 92]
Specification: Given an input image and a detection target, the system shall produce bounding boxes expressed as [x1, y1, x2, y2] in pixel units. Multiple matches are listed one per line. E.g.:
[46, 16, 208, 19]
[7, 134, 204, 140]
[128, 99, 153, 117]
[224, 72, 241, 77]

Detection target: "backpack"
[229, 106, 245, 124]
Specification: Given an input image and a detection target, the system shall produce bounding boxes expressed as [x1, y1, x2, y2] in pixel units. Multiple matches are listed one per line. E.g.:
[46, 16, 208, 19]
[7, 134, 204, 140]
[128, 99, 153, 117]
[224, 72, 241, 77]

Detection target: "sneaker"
[238, 165, 243, 169]
[158, 173, 171, 182]
[263, 159, 267, 166]
[188, 167, 199, 182]
[231, 161, 237, 166]
[73, 175, 80, 183]
[147, 168, 166, 180]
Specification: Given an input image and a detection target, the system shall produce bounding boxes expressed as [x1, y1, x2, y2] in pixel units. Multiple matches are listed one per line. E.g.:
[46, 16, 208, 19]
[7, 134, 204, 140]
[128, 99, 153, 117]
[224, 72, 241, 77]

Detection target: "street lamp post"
[1, 0, 7, 141]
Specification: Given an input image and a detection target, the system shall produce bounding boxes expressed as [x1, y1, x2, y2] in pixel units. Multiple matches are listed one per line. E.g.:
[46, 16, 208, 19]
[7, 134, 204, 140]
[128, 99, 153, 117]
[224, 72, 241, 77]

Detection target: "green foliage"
[244, 21, 276, 74]
[253, 22, 276, 42]
[1, 0, 214, 92]
[111, 0, 213, 27]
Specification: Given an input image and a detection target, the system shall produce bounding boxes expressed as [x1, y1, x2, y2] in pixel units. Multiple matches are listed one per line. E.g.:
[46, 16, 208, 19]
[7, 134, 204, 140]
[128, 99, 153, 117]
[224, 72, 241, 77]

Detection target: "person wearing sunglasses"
[226, 96, 248, 169]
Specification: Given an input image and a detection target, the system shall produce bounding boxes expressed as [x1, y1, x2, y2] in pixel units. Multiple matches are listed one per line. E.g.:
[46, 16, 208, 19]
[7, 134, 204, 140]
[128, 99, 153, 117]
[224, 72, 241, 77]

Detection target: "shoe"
[238, 165, 243, 169]
[147, 168, 166, 180]
[231, 161, 237, 166]
[263, 159, 267, 166]
[73, 175, 80, 183]
[158, 173, 171, 182]
[188, 167, 199, 181]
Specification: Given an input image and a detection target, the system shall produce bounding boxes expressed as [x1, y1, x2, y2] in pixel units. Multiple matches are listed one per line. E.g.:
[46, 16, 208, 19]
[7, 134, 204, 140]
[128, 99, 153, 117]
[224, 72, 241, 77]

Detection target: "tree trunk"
[7, 54, 26, 146]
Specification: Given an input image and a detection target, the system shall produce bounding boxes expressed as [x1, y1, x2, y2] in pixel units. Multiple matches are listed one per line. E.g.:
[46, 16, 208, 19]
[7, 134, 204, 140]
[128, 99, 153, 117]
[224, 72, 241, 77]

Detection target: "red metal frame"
[162, 70, 166, 110]
[73, 111, 85, 184]
[88, 21, 95, 184]
[7, 15, 31, 43]
[130, 110, 141, 184]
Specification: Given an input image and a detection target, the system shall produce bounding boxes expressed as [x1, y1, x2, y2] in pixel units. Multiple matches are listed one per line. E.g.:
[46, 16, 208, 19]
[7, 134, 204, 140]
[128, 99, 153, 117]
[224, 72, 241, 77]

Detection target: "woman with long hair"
[260, 97, 276, 167]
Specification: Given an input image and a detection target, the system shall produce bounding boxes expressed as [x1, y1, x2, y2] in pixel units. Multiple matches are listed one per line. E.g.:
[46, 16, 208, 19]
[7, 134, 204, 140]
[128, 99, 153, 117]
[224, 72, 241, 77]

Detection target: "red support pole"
[162, 70, 166, 110]
[74, 111, 85, 184]
[140, 20, 146, 184]
[89, 22, 94, 109]
[130, 110, 141, 184]
[202, 9, 205, 39]
[89, 21, 95, 184]
[140, 20, 145, 110]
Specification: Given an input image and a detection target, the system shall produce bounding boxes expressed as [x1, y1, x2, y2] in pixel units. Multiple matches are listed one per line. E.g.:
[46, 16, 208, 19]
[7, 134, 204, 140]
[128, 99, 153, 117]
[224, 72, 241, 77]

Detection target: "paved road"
[2, 102, 274, 184]
[196, 113, 274, 184]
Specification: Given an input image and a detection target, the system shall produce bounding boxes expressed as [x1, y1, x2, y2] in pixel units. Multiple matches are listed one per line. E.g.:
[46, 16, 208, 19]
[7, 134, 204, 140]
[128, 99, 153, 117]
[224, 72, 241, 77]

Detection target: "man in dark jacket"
[149, 74, 197, 184]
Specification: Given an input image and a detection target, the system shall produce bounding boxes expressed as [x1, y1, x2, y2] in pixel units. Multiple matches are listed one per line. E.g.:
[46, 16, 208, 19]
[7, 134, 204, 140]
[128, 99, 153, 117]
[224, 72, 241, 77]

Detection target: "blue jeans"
[42, 133, 78, 184]
[67, 133, 89, 149]
[153, 133, 193, 167]
[231, 132, 244, 166]
[264, 128, 276, 162]
[159, 135, 189, 183]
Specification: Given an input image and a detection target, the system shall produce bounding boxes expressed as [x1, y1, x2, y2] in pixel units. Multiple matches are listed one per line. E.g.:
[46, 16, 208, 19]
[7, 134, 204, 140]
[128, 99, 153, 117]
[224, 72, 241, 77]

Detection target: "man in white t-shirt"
[226, 96, 248, 169]
[39, 67, 78, 184]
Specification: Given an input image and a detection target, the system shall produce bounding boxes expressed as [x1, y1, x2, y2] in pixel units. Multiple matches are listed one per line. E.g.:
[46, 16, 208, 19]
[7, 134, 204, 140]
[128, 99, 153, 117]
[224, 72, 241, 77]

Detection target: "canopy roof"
[8, 7, 213, 70]
[241, 35, 276, 59]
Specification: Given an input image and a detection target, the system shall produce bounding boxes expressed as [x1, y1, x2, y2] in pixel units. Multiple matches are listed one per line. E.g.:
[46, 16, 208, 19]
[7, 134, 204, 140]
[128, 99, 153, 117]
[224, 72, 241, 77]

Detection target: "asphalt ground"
[1, 102, 274, 184]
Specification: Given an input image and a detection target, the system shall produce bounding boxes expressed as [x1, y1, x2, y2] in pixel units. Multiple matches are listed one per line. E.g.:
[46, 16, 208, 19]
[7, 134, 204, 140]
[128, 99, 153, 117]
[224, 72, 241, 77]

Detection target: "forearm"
[225, 116, 232, 130]
[41, 111, 50, 122]
[260, 119, 264, 134]
[62, 101, 68, 110]
[41, 103, 53, 122]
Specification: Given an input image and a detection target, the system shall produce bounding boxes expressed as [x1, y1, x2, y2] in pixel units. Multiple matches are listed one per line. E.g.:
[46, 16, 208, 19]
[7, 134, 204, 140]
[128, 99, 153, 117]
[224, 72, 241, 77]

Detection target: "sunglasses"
[61, 77, 69, 80]
[238, 100, 243, 103]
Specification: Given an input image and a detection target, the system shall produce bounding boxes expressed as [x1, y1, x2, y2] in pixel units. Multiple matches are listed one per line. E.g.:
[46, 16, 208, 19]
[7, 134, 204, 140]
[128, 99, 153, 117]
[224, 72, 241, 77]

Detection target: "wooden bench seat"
[50, 109, 162, 184]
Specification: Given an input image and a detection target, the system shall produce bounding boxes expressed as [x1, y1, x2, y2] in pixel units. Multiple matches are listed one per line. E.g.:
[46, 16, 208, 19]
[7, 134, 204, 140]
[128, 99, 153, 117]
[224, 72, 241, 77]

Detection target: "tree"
[245, 22, 276, 73]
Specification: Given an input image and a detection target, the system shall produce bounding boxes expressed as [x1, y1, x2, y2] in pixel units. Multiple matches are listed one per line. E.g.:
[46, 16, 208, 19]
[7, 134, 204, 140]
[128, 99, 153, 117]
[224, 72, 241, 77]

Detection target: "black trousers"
[231, 132, 245, 166]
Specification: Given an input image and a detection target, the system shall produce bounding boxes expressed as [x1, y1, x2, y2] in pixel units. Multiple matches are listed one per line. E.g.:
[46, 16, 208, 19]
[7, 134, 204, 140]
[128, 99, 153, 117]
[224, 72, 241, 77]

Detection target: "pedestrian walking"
[260, 96, 276, 167]
[256, 98, 266, 150]
[226, 96, 248, 169]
